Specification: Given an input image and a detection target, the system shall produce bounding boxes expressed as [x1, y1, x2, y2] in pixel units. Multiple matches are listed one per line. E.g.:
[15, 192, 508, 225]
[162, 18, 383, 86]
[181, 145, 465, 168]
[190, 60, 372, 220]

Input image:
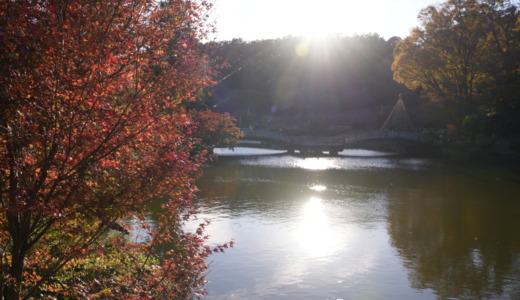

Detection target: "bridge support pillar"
[329, 149, 339, 156]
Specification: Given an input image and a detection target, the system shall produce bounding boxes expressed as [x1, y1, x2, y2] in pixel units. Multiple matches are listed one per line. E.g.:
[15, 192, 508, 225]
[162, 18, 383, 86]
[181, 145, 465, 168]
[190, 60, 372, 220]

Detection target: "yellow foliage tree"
[393, 0, 519, 122]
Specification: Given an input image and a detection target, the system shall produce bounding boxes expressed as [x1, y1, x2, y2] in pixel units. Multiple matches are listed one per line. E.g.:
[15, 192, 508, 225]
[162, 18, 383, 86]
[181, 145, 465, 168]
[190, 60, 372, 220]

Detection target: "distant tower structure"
[380, 93, 414, 131]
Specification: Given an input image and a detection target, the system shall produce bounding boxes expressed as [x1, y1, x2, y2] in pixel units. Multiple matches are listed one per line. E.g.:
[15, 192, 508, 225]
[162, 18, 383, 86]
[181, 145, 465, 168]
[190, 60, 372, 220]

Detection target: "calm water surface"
[188, 149, 520, 299]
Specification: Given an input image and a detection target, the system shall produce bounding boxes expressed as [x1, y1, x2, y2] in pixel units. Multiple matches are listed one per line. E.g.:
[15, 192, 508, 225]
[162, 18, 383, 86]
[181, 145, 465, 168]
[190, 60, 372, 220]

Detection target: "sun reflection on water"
[296, 157, 337, 170]
[297, 197, 341, 257]
[309, 184, 327, 191]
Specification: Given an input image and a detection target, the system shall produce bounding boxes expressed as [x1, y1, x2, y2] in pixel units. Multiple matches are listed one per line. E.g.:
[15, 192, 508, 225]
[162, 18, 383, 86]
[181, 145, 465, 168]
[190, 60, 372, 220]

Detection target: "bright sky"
[209, 0, 439, 41]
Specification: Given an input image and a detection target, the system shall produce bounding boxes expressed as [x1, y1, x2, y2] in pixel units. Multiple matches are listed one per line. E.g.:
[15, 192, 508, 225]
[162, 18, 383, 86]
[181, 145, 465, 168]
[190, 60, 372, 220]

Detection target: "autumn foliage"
[0, 0, 239, 298]
[392, 0, 519, 124]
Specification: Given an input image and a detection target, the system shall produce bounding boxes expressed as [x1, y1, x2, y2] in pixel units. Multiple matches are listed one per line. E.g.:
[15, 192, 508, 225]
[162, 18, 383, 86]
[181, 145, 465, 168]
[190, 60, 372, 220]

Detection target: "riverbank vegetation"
[393, 0, 520, 158]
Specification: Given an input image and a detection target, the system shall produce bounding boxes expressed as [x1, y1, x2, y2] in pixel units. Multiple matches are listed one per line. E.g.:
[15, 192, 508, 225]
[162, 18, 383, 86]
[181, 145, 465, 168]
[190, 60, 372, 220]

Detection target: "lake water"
[190, 149, 520, 299]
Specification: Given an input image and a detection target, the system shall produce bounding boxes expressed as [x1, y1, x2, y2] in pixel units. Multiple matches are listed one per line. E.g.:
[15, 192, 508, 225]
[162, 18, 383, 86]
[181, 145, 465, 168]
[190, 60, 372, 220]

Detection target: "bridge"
[240, 129, 436, 156]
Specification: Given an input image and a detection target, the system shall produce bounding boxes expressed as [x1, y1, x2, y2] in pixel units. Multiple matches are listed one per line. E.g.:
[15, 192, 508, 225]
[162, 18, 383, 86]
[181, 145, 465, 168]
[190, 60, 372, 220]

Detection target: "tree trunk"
[4, 213, 28, 300]
[4, 240, 27, 300]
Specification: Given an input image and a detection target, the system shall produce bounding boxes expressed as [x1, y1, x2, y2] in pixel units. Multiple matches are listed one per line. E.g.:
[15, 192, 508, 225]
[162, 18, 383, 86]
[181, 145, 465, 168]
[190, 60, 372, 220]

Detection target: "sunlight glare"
[294, 35, 332, 57]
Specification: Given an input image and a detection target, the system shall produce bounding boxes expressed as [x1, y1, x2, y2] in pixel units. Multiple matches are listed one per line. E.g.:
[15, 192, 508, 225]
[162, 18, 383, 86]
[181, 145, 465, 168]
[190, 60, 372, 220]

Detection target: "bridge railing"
[344, 130, 433, 144]
[242, 129, 344, 147]
[242, 129, 292, 143]
[242, 129, 433, 148]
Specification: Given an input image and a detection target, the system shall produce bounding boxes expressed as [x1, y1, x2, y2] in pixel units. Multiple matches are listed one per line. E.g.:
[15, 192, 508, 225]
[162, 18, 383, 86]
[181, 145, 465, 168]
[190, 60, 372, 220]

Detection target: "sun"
[286, 1, 365, 38]
[214, 0, 379, 42]
[215, 0, 430, 42]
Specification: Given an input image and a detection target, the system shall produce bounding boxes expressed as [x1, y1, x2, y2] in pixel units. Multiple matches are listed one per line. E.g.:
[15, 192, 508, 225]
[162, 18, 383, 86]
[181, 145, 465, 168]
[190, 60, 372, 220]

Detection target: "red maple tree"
[0, 0, 238, 298]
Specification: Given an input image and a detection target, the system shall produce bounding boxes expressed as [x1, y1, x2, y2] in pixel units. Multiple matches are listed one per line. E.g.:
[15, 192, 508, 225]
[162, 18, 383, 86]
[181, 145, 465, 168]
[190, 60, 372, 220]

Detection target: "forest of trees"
[205, 34, 414, 132]
[206, 0, 519, 137]
[393, 0, 520, 137]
